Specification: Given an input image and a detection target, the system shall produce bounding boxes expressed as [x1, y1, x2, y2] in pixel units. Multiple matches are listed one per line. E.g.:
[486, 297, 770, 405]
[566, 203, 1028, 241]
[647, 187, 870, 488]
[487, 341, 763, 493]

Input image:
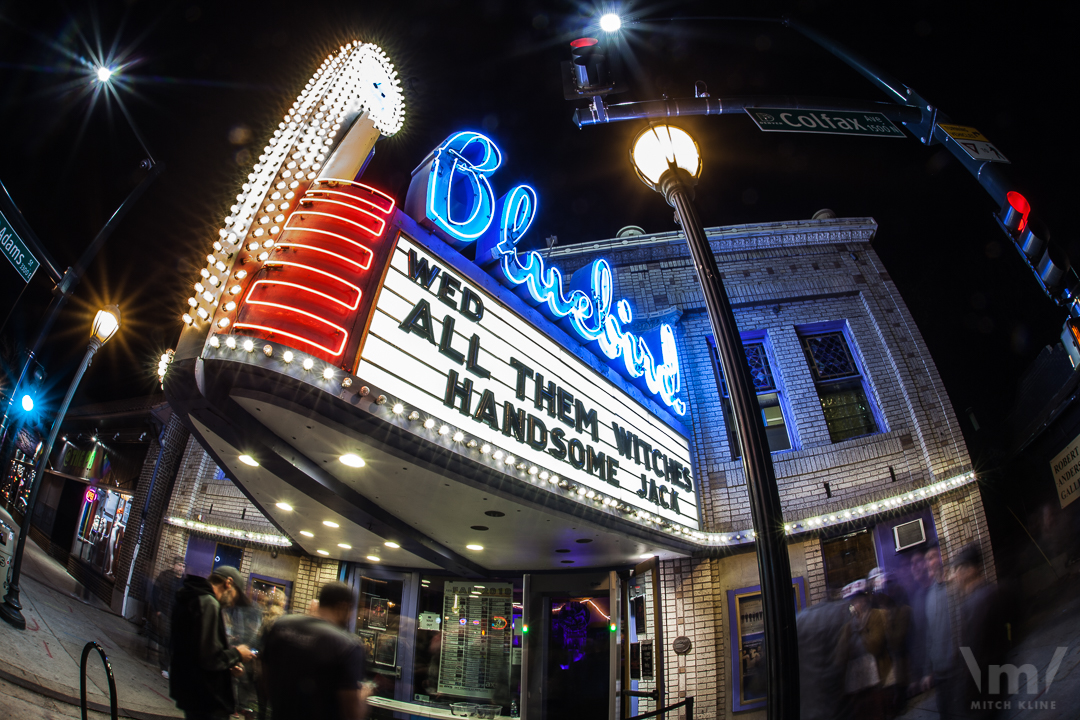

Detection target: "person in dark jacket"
[170, 566, 255, 720]
[150, 556, 185, 677]
[261, 581, 370, 720]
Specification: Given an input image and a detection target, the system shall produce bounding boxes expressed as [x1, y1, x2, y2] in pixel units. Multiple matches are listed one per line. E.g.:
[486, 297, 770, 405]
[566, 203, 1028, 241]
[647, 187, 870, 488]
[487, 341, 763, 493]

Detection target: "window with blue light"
[797, 325, 881, 443]
[707, 336, 793, 459]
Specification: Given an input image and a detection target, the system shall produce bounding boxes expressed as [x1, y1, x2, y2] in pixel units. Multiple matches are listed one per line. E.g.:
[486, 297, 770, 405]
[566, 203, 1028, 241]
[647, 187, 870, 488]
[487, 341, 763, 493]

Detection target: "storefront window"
[821, 528, 878, 591]
[71, 488, 132, 576]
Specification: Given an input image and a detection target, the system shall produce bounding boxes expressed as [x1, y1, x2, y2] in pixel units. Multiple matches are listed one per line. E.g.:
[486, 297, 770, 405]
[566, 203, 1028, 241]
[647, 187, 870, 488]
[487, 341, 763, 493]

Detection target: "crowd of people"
[150, 561, 372, 720]
[799, 542, 1008, 720]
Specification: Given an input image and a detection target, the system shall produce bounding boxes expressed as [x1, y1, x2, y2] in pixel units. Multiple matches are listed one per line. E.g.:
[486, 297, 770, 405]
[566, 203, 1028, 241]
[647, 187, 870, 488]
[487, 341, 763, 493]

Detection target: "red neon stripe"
[313, 179, 395, 214]
[250, 279, 361, 311]
[290, 208, 385, 238]
[277, 227, 376, 267]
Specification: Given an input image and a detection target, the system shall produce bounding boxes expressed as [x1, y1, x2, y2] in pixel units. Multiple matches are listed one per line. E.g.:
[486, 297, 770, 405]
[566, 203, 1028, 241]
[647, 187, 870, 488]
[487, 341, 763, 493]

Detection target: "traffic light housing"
[995, 191, 1069, 297]
[562, 38, 624, 99]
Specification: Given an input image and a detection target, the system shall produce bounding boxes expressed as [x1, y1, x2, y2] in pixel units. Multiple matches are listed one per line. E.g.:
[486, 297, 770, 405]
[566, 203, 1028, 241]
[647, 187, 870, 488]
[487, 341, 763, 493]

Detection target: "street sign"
[746, 108, 905, 138]
[0, 210, 39, 283]
[937, 123, 1010, 164]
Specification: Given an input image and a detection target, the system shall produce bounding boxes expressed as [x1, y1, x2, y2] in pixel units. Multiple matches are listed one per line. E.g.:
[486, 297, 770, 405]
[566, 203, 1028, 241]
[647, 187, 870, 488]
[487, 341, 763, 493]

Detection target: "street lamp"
[0, 306, 121, 630]
[630, 124, 800, 720]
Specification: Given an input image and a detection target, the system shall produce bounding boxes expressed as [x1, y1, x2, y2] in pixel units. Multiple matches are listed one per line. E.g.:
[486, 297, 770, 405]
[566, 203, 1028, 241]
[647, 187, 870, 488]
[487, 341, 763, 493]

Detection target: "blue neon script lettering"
[414, 132, 686, 417]
[424, 131, 502, 243]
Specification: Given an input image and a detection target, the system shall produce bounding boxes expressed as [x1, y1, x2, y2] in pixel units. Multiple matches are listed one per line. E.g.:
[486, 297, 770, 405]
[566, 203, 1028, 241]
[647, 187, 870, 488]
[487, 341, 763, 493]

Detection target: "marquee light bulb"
[283, 350, 294, 363]
[303, 358, 315, 370]
[243, 339, 255, 352]
[226, 336, 237, 349]
[423, 418, 435, 429]
[392, 402, 404, 413]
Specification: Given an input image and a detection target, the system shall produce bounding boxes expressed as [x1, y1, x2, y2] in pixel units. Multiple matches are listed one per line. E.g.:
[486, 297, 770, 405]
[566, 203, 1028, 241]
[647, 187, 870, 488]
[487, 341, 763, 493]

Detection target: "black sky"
[0, 0, 1073, 455]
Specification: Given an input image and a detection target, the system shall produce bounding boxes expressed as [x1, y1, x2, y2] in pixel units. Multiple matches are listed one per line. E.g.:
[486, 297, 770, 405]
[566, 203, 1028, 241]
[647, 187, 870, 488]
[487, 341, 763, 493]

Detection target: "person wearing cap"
[836, 579, 889, 720]
[170, 565, 255, 720]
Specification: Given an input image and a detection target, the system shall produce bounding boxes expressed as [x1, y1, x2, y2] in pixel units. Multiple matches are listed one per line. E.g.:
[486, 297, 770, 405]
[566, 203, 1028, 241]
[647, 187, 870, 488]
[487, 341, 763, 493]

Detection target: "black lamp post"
[1, 305, 121, 629]
[629, 124, 800, 720]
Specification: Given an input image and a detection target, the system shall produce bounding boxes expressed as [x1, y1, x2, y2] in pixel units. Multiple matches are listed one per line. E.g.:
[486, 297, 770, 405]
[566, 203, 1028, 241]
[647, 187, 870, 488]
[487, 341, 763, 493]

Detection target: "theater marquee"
[357, 232, 700, 529]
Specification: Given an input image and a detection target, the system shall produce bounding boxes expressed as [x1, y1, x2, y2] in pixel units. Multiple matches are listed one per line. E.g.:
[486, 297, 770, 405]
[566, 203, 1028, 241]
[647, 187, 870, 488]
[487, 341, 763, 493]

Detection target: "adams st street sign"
[747, 108, 905, 138]
[0, 209, 39, 283]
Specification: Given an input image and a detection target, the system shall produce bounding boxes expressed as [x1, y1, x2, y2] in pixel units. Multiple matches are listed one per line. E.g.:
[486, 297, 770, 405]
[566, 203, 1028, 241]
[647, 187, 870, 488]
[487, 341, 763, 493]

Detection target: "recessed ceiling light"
[474, 585, 485, 589]
[639, 552, 654, 559]
[384, 541, 400, 549]
[339, 453, 365, 468]
[299, 531, 314, 537]
[275, 502, 293, 511]
[337, 543, 352, 549]
[323, 520, 340, 528]
[239, 454, 258, 466]
[317, 549, 330, 556]
[366, 555, 381, 562]
[466, 544, 484, 551]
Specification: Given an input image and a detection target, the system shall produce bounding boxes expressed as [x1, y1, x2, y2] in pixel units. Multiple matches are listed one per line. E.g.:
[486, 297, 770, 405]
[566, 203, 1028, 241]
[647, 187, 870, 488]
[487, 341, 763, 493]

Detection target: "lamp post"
[630, 125, 799, 720]
[0, 305, 121, 629]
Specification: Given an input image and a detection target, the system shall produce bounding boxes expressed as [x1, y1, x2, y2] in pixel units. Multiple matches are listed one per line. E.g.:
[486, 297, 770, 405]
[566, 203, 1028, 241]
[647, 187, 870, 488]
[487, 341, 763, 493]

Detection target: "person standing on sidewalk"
[921, 543, 956, 718]
[149, 556, 185, 679]
[260, 581, 370, 720]
[170, 566, 255, 720]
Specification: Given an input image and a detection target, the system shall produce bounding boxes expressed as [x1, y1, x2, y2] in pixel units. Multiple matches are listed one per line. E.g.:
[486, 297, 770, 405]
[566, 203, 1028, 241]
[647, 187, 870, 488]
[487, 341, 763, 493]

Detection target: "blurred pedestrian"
[170, 567, 255, 720]
[954, 544, 1007, 718]
[869, 567, 912, 718]
[215, 566, 262, 719]
[837, 579, 888, 720]
[261, 581, 370, 720]
[149, 555, 185, 678]
[921, 542, 956, 718]
[797, 586, 848, 720]
[905, 549, 931, 695]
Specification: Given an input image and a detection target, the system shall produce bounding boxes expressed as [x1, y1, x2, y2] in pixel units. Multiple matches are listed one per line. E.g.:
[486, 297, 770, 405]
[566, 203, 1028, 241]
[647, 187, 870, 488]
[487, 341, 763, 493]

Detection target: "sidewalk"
[0, 506, 182, 720]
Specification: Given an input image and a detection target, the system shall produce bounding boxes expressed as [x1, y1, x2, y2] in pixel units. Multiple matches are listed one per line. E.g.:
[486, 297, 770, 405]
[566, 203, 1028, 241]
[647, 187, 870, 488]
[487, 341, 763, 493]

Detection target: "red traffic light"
[570, 37, 599, 49]
[1001, 191, 1031, 234]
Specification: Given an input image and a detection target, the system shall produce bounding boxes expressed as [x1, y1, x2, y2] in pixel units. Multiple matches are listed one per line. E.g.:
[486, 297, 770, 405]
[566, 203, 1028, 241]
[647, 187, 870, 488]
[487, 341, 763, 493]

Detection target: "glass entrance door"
[523, 571, 620, 720]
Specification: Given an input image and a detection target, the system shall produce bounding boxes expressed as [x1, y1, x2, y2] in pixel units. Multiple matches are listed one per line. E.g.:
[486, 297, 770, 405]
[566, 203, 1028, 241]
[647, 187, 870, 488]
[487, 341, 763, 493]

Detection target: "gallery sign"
[1050, 434, 1080, 508]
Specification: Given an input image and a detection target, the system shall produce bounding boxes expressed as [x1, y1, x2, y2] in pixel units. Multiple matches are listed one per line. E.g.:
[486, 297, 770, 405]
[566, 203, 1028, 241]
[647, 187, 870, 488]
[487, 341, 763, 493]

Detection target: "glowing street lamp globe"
[630, 125, 702, 200]
[91, 305, 122, 346]
[96, 66, 113, 83]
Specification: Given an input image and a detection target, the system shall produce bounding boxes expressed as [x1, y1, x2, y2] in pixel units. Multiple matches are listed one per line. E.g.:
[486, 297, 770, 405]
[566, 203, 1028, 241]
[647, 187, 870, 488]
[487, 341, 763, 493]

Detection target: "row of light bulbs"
[180, 43, 376, 334]
[208, 334, 342, 380]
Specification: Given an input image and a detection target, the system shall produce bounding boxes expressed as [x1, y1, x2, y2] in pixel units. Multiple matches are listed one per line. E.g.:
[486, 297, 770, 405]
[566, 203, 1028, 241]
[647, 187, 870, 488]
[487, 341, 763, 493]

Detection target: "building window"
[799, 329, 879, 443]
[821, 529, 878, 592]
[708, 337, 793, 459]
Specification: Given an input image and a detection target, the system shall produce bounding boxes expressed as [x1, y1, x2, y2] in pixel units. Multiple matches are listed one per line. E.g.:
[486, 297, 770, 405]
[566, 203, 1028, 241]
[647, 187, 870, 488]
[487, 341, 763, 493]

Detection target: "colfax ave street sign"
[746, 108, 905, 138]
[0, 209, 39, 283]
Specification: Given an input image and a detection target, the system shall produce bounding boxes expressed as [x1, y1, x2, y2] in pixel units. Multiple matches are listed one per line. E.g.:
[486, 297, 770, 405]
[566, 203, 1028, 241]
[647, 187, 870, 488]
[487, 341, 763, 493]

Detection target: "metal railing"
[627, 696, 694, 720]
[80, 640, 118, 720]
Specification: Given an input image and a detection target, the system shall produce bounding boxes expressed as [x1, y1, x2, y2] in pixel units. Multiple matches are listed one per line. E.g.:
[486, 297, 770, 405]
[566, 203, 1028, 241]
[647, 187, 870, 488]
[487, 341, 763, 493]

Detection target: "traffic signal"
[995, 191, 1068, 296]
[562, 38, 620, 99]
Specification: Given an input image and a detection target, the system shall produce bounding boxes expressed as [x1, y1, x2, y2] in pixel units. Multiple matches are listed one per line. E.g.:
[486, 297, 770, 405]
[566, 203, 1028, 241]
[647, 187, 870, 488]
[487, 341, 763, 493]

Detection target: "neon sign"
[406, 132, 686, 416]
[85, 488, 97, 503]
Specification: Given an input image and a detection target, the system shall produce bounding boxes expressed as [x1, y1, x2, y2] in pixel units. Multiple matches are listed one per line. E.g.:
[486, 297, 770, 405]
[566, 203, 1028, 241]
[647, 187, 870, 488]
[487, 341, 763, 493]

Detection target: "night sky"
[0, 1, 1073, 459]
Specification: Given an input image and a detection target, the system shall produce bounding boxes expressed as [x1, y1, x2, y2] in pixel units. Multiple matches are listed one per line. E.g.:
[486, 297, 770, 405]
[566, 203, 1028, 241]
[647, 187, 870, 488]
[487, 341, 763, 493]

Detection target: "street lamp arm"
[573, 94, 922, 128]
[72, 162, 163, 280]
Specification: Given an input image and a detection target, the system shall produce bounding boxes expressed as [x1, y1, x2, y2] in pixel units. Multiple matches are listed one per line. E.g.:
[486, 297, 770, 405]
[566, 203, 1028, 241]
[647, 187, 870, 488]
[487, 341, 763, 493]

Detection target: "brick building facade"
[146, 213, 991, 718]
[547, 215, 993, 718]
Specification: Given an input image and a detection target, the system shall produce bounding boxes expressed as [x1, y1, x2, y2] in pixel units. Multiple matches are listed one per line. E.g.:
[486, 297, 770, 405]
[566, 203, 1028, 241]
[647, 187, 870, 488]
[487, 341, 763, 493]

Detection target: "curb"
[0, 659, 182, 720]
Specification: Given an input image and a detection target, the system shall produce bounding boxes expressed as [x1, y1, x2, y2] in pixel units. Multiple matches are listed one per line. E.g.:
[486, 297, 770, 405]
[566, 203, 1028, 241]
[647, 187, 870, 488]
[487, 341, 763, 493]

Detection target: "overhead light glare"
[323, 520, 340, 528]
[239, 454, 259, 467]
[466, 544, 484, 551]
[340, 453, 365, 468]
[599, 13, 622, 32]
[384, 541, 400, 549]
[275, 502, 293, 511]
[299, 531, 314, 537]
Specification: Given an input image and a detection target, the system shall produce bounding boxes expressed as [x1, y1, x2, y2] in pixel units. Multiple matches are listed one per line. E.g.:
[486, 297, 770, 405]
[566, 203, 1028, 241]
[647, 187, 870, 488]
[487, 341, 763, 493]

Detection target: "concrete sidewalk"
[0, 506, 182, 720]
